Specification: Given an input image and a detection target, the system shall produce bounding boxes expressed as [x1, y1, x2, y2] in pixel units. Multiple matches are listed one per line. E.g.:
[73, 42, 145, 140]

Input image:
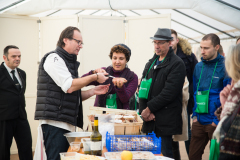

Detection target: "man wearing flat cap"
[139, 28, 186, 159]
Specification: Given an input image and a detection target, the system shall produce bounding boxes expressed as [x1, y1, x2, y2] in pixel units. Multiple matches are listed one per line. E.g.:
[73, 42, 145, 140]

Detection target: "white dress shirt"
[3, 62, 22, 87]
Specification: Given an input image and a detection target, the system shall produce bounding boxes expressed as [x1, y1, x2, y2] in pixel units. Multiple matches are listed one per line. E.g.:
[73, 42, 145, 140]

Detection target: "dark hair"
[202, 33, 220, 47]
[57, 26, 80, 48]
[218, 45, 224, 55]
[237, 37, 240, 44]
[170, 29, 178, 38]
[3, 45, 19, 57]
[109, 45, 130, 62]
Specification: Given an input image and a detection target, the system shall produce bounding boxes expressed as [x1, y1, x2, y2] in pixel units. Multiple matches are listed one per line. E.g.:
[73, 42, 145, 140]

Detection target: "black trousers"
[42, 124, 70, 160]
[0, 118, 33, 160]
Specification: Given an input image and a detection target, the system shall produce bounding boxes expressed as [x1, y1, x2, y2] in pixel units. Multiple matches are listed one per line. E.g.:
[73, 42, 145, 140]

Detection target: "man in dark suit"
[0, 45, 32, 160]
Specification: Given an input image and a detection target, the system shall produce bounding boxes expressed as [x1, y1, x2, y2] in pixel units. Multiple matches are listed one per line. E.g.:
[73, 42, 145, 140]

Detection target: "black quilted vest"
[35, 47, 83, 128]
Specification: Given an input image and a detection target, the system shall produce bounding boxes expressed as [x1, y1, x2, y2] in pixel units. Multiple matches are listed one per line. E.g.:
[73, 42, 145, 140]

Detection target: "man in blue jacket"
[189, 34, 230, 160]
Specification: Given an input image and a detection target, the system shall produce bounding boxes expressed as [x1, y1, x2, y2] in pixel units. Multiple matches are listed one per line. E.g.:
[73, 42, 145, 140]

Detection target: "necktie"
[11, 70, 21, 91]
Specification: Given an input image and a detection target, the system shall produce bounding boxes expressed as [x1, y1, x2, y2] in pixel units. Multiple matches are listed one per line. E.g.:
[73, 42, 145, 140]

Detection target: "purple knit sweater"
[82, 67, 138, 109]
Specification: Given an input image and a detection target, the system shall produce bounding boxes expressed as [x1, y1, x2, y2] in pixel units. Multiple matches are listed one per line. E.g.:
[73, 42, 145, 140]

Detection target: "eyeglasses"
[71, 38, 84, 46]
[152, 41, 167, 46]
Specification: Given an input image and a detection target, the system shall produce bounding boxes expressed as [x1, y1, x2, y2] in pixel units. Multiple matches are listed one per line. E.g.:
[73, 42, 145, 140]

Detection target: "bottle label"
[91, 141, 102, 150]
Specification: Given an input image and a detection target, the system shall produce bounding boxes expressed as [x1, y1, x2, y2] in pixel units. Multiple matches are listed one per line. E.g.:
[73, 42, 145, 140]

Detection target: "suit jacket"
[0, 62, 27, 121]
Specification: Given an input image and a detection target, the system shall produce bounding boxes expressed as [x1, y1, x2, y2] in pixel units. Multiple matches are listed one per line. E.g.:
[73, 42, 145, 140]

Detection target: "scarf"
[213, 80, 240, 141]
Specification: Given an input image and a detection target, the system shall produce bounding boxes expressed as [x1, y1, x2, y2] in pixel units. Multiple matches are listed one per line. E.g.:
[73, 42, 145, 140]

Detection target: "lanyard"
[135, 93, 138, 110]
[197, 61, 218, 92]
[144, 56, 165, 78]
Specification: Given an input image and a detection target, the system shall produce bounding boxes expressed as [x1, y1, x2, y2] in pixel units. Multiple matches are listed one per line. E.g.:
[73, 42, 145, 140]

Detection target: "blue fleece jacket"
[192, 53, 231, 125]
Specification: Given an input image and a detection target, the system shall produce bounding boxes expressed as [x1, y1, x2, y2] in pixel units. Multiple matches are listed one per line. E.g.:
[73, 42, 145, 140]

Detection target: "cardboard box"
[88, 106, 143, 135]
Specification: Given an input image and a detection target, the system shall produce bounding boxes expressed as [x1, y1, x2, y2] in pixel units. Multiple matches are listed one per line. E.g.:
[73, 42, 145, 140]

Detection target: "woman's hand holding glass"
[112, 78, 127, 88]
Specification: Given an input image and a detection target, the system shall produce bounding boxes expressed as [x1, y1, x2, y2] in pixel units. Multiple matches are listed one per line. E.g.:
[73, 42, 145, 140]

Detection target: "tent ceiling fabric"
[3, 0, 240, 30]
[1, 0, 240, 43]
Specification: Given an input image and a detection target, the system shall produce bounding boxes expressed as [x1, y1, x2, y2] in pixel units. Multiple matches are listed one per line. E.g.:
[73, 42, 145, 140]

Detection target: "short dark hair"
[57, 26, 80, 48]
[202, 33, 220, 47]
[109, 45, 130, 62]
[237, 37, 240, 44]
[3, 45, 19, 57]
[171, 29, 178, 38]
[218, 45, 224, 55]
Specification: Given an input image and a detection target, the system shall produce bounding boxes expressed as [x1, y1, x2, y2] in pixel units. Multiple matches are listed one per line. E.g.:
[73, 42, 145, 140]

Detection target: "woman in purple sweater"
[82, 44, 138, 110]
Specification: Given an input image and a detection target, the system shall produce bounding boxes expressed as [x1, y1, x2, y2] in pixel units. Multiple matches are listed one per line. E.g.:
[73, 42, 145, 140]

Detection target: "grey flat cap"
[150, 28, 173, 41]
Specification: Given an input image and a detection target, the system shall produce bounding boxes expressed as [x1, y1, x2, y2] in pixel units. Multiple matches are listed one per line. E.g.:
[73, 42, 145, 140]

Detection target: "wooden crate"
[88, 106, 143, 135]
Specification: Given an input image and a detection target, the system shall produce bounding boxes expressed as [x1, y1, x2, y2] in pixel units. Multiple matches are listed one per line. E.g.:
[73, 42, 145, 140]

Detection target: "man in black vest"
[0, 45, 32, 160]
[34, 26, 110, 160]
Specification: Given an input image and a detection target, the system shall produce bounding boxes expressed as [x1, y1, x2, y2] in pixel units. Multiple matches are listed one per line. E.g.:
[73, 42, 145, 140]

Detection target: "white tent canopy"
[1, 0, 240, 43]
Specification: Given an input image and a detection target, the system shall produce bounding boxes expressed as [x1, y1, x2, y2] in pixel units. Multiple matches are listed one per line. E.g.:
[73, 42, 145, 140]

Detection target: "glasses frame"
[152, 41, 167, 46]
[71, 38, 84, 45]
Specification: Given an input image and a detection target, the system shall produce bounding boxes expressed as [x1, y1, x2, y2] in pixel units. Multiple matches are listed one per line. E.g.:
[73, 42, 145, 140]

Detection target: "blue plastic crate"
[106, 132, 161, 154]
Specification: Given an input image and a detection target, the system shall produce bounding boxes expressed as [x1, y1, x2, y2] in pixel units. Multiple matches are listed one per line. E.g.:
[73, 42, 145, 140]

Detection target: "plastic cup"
[70, 142, 81, 152]
[81, 138, 91, 154]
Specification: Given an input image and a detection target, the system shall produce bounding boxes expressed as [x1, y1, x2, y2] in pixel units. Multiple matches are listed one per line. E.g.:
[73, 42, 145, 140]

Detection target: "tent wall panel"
[40, 15, 78, 60]
[126, 14, 171, 77]
[78, 16, 125, 75]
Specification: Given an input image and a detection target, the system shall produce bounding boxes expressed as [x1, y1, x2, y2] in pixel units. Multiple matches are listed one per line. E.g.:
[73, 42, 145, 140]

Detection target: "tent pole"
[173, 9, 235, 38]
[150, 9, 205, 35]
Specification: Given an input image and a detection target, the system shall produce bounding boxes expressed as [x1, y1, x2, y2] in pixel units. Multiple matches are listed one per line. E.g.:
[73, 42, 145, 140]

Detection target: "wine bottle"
[90, 116, 102, 156]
